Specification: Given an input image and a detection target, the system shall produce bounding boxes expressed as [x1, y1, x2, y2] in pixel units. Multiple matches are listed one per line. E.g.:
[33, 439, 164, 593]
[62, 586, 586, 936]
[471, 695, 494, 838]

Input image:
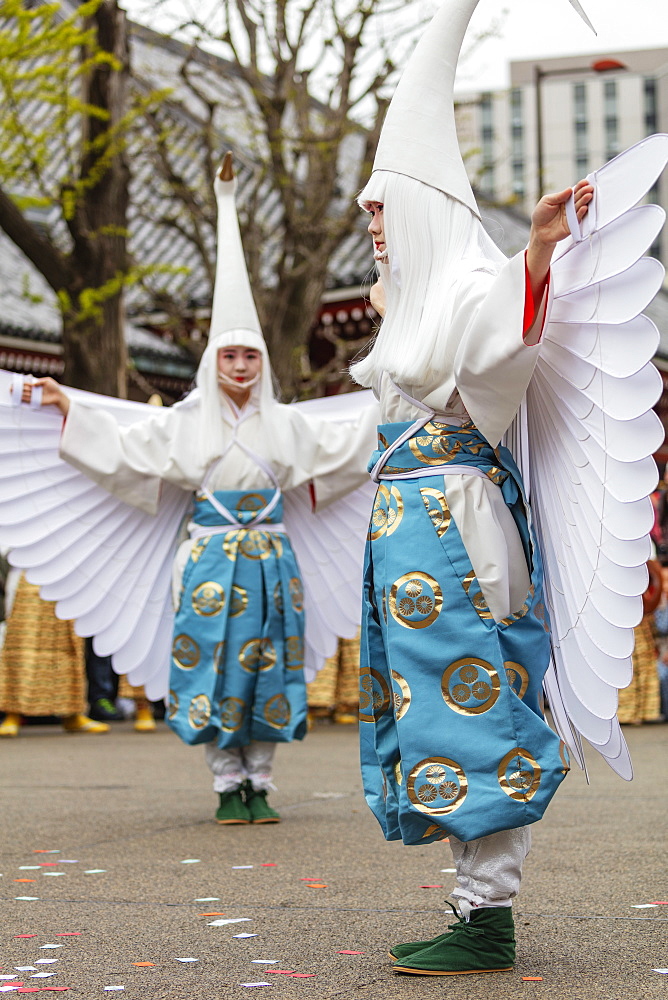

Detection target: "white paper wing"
[509, 135, 668, 780]
[0, 373, 191, 700]
[283, 390, 376, 681]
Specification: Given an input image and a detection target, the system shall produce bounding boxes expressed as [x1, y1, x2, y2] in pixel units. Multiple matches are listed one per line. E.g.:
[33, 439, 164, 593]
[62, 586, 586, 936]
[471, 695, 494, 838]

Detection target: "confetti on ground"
[84, 870, 106, 875]
[198, 913, 226, 917]
[57, 862, 78, 865]
[29, 974, 55, 979]
[440, 869, 456, 873]
[33, 851, 60, 855]
[420, 885, 444, 889]
[180, 860, 201, 865]
[251, 961, 278, 965]
[34, 962, 57, 966]
[653, 969, 668, 974]
[174, 959, 198, 963]
[232, 866, 254, 870]
[337, 951, 364, 955]
[233, 934, 258, 940]
[194, 898, 219, 902]
[290, 974, 315, 978]
[0, 977, 18, 981]
[265, 970, 296, 975]
[208, 919, 251, 927]
[522, 977, 544, 982]
[305, 883, 328, 889]
[300, 878, 321, 882]
[651, 901, 668, 905]
[18, 868, 40, 871]
[104, 988, 125, 991]
[260, 864, 277, 867]
[131, 963, 155, 968]
[39, 947, 62, 951]
[240, 984, 271, 988]
[15, 897, 39, 902]
[42, 873, 65, 878]
[632, 904, 658, 909]
[54, 935, 80, 938]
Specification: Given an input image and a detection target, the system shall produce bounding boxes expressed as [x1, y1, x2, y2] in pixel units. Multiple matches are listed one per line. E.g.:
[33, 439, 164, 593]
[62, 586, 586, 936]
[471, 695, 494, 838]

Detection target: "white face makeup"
[217, 346, 262, 406]
[366, 202, 387, 261]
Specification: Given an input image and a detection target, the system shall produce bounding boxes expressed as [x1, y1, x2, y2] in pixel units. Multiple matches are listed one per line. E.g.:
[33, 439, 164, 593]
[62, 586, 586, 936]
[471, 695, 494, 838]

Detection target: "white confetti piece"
[30, 973, 56, 979]
[14, 896, 39, 901]
[18, 866, 41, 871]
[233, 934, 258, 939]
[174, 958, 198, 963]
[84, 869, 106, 874]
[653, 969, 668, 974]
[14, 968, 37, 972]
[58, 860, 79, 863]
[42, 872, 66, 877]
[232, 866, 253, 869]
[440, 869, 456, 873]
[0, 977, 17, 981]
[0, 986, 20, 992]
[240, 984, 271, 988]
[208, 918, 251, 927]
[40, 945, 63, 950]
[104, 987, 125, 991]
[251, 960, 278, 964]
[632, 903, 659, 908]
[35, 961, 58, 965]
[180, 859, 201, 864]
[194, 897, 219, 902]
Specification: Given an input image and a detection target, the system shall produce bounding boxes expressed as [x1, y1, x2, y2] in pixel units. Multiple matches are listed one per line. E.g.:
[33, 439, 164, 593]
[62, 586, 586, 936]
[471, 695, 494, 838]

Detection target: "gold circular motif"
[273, 581, 284, 615]
[389, 572, 443, 630]
[285, 635, 304, 670]
[220, 696, 245, 733]
[239, 638, 277, 673]
[369, 484, 404, 540]
[393, 760, 403, 786]
[442, 658, 501, 715]
[172, 633, 201, 669]
[167, 689, 179, 720]
[237, 492, 267, 513]
[191, 581, 225, 617]
[390, 669, 411, 721]
[213, 641, 226, 675]
[190, 537, 208, 563]
[497, 748, 542, 801]
[222, 531, 240, 561]
[264, 693, 291, 729]
[420, 487, 452, 538]
[289, 577, 304, 613]
[229, 585, 248, 618]
[188, 694, 211, 730]
[359, 666, 391, 722]
[504, 661, 529, 700]
[239, 529, 272, 560]
[406, 756, 468, 816]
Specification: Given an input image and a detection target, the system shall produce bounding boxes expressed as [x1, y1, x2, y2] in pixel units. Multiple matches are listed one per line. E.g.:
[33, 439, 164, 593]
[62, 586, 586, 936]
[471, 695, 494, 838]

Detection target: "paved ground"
[1, 718, 667, 999]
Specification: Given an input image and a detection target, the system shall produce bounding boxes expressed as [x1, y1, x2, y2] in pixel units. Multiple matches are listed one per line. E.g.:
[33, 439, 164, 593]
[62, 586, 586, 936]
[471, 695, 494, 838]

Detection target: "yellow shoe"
[134, 705, 156, 732]
[0, 713, 21, 737]
[62, 713, 109, 734]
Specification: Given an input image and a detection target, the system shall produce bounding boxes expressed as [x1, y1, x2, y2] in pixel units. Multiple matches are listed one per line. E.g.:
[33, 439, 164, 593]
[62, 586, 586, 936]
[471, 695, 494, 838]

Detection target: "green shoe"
[243, 782, 281, 824]
[389, 931, 451, 962]
[392, 906, 515, 976]
[215, 788, 251, 825]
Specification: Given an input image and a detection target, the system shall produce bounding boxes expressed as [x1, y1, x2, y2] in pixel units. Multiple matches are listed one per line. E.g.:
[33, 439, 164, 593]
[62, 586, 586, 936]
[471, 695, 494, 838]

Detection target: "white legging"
[449, 826, 531, 907]
[205, 741, 277, 793]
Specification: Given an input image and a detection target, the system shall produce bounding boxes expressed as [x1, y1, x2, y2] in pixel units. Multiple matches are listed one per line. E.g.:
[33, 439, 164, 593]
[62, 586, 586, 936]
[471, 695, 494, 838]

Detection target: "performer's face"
[366, 202, 386, 261]
[217, 346, 262, 406]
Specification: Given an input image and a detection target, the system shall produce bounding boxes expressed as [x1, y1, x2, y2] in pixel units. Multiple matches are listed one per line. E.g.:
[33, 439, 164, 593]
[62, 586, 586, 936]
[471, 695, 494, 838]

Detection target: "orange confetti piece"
[198, 912, 226, 917]
[337, 951, 364, 955]
[261, 863, 277, 867]
[14, 879, 37, 883]
[290, 973, 315, 978]
[522, 976, 544, 981]
[132, 962, 156, 967]
[305, 883, 328, 889]
[300, 877, 321, 881]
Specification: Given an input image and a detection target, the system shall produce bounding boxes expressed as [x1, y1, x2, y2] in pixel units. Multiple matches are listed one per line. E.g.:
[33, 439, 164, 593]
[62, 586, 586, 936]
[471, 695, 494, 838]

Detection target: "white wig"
[350, 171, 506, 390]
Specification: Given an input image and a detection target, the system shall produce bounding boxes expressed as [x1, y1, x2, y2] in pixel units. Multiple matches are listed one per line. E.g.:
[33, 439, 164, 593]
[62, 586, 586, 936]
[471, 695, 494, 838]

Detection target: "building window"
[603, 79, 617, 115]
[510, 87, 523, 127]
[574, 119, 588, 156]
[573, 81, 587, 123]
[575, 154, 589, 176]
[511, 123, 523, 160]
[512, 160, 525, 197]
[645, 77, 657, 134]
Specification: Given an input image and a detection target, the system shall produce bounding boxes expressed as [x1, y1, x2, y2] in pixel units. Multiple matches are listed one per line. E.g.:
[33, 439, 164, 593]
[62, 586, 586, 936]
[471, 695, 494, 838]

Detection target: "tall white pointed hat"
[365, 0, 595, 216]
[196, 152, 275, 411]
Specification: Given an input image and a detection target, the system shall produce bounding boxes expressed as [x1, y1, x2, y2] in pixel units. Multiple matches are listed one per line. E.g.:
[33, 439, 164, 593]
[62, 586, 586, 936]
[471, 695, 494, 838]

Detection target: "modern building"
[456, 46, 668, 268]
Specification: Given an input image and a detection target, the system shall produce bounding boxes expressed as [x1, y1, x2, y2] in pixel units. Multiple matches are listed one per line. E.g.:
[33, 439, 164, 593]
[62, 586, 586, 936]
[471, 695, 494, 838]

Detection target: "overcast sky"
[461, 0, 668, 90]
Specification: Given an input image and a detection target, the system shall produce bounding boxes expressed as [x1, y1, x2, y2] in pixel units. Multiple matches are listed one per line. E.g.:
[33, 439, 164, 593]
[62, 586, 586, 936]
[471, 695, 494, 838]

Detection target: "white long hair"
[350, 171, 507, 390]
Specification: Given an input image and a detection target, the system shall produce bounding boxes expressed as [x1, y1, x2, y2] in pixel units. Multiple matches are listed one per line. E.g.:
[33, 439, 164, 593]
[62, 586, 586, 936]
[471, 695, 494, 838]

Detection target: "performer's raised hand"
[531, 178, 593, 247]
[17, 376, 70, 415]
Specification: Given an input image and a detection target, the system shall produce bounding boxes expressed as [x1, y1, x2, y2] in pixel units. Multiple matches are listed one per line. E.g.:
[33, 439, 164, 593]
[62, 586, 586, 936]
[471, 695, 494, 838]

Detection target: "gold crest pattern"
[389, 572, 443, 629]
[172, 633, 201, 669]
[213, 641, 226, 675]
[229, 585, 249, 618]
[273, 581, 284, 615]
[461, 571, 494, 620]
[442, 657, 501, 715]
[191, 582, 226, 617]
[190, 537, 208, 563]
[420, 487, 451, 537]
[167, 689, 179, 720]
[220, 696, 245, 732]
[289, 577, 304, 613]
[359, 666, 391, 722]
[393, 759, 403, 786]
[188, 693, 211, 730]
[239, 529, 272, 560]
[504, 661, 529, 700]
[497, 748, 541, 801]
[264, 693, 291, 729]
[239, 638, 277, 673]
[285, 635, 304, 670]
[369, 484, 404, 540]
[237, 492, 267, 514]
[407, 757, 468, 816]
[390, 669, 411, 720]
